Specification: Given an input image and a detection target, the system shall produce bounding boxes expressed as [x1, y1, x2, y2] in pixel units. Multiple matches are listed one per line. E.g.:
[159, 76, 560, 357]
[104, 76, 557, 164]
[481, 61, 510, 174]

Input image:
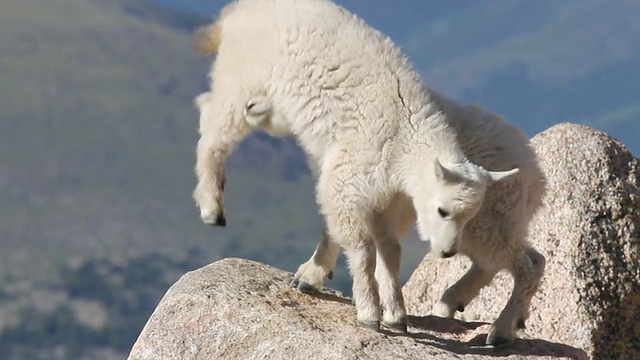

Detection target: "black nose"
[212, 213, 226, 227]
[441, 250, 457, 258]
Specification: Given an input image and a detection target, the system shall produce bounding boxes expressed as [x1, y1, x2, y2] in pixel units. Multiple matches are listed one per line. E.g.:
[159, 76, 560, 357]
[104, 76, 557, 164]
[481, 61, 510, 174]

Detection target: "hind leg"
[291, 226, 340, 293]
[516, 247, 546, 327]
[433, 262, 497, 318]
[487, 247, 546, 346]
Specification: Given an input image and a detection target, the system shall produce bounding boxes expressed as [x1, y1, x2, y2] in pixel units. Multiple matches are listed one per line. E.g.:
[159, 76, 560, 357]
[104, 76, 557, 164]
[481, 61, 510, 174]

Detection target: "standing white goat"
[192, 0, 546, 346]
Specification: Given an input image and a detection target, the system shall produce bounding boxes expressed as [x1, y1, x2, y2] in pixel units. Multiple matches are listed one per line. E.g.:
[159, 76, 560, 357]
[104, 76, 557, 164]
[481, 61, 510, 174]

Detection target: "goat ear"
[434, 159, 459, 183]
[487, 168, 519, 182]
[434, 158, 444, 179]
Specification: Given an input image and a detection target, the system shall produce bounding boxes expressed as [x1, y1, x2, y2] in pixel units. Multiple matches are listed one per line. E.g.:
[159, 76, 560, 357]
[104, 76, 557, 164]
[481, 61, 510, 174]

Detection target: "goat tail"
[194, 2, 240, 56]
[193, 22, 223, 56]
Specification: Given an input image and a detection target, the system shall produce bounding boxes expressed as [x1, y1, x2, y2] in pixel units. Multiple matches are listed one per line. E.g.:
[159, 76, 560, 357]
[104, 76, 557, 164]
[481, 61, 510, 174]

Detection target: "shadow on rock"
[380, 315, 589, 360]
[309, 289, 354, 305]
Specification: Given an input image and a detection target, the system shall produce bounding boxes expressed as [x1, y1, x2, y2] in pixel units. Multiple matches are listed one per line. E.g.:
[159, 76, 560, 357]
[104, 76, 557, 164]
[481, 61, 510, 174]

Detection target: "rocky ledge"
[128, 258, 587, 360]
[129, 123, 638, 360]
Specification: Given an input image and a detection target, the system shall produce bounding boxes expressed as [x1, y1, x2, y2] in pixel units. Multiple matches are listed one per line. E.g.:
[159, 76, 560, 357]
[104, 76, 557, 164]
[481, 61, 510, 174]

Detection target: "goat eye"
[437, 207, 449, 218]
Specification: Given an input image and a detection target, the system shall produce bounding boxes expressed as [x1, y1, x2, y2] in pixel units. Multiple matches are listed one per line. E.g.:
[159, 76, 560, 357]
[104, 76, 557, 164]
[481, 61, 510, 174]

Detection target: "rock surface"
[128, 257, 586, 360]
[403, 123, 640, 360]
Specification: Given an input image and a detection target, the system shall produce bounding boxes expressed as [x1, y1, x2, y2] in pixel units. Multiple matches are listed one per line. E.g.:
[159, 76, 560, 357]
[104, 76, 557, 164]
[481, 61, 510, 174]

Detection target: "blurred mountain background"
[0, 0, 638, 358]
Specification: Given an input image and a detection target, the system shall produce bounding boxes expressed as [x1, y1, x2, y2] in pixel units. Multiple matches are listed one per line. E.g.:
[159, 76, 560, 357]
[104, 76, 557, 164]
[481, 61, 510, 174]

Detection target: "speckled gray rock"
[403, 122, 639, 360]
[128, 257, 586, 360]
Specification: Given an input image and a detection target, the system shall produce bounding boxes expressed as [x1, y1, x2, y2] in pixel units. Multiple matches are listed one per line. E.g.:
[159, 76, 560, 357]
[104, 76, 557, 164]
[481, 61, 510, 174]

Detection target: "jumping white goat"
[192, 0, 546, 346]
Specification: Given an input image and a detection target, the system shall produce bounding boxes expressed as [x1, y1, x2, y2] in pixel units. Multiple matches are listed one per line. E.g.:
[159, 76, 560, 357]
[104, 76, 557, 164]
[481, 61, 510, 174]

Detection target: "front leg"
[345, 242, 381, 331]
[487, 248, 545, 347]
[433, 262, 497, 318]
[314, 146, 383, 330]
[373, 231, 407, 332]
[374, 195, 416, 332]
[291, 226, 340, 293]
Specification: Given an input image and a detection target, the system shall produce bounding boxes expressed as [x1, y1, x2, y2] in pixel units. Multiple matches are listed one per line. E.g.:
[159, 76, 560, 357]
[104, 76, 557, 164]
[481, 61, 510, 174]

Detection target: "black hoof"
[486, 333, 513, 347]
[360, 321, 380, 331]
[456, 303, 465, 312]
[516, 318, 526, 329]
[382, 320, 408, 333]
[296, 280, 318, 294]
[211, 213, 226, 227]
[441, 250, 457, 258]
[327, 270, 333, 280]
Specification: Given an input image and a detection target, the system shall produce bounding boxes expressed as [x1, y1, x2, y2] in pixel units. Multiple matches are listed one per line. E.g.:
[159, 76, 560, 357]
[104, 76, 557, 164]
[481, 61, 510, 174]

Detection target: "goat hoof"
[327, 270, 333, 280]
[516, 318, 526, 329]
[382, 320, 408, 333]
[206, 213, 226, 227]
[433, 301, 455, 318]
[215, 213, 226, 226]
[296, 280, 318, 294]
[456, 303, 465, 312]
[486, 332, 514, 347]
[359, 321, 380, 332]
[200, 212, 225, 226]
[290, 277, 299, 287]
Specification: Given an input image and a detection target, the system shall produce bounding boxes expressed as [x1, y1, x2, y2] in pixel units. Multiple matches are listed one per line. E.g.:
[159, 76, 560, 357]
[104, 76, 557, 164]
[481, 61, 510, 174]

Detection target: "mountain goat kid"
[192, 0, 546, 346]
